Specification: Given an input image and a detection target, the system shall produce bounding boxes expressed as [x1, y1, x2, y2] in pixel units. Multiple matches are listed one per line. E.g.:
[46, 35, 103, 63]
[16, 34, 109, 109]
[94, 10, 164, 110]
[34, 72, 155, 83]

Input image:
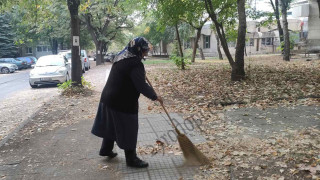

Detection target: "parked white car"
[29, 55, 70, 88]
[59, 50, 85, 73]
[0, 63, 17, 74]
[81, 50, 90, 71]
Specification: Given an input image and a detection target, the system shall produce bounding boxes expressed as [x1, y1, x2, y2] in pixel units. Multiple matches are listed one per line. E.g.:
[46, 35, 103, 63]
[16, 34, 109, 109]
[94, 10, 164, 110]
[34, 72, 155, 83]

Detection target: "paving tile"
[146, 156, 176, 170]
[138, 133, 158, 142]
[149, 168, 181, 180]
[123, 171, 150, 180]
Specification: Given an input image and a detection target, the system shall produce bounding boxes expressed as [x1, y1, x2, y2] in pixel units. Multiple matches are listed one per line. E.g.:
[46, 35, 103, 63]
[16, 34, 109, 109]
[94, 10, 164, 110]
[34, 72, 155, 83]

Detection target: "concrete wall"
[307, 0, 320, 51]
[199, 24, 218, 57]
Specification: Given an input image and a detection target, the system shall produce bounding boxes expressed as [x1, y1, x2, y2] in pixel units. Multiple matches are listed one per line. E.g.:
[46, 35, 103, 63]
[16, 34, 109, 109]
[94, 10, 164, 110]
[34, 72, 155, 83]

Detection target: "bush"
[169, 41, 191, 69]
[57, 76, 92, 96]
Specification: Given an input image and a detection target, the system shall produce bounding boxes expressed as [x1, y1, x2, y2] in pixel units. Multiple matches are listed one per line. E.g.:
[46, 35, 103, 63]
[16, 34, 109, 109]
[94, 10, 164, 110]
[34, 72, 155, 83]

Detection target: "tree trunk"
[67, 0, 82, 86]
[281, 1, 290, 61]
[244, 46, 247, 57]
[60, 41, 64, 50]
[317, 0, 320, 18]
[204, 3, 234, 65]
[199, 47, 205, 60]
[175, 23, 185, 70]
[52, 38, 58, 54]
[270, 0, 284, 51]
[215, 31, 223, 60]
[232, 0, 246, 81]
[191, 28, 201, 63]
[95, 42, 103, 65]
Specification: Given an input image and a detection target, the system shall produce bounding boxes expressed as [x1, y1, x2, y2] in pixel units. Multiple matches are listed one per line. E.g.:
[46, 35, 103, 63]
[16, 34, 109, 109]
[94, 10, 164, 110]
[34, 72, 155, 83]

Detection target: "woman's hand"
[156, 96, 163, 105]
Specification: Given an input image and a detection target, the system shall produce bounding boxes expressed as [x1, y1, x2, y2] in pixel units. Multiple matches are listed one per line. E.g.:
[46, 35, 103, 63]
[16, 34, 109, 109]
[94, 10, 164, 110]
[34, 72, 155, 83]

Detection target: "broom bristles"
[177, 133, 210, 166]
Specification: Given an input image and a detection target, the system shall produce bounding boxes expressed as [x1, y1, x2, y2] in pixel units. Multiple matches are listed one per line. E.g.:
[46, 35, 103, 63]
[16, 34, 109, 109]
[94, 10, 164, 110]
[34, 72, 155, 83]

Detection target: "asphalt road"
[0, 69, 31, 101]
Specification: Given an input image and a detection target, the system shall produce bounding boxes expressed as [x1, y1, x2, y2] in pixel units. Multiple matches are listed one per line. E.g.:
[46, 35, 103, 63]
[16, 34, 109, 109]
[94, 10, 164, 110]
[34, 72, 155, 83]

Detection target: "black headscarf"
[112, 37, 152, 63]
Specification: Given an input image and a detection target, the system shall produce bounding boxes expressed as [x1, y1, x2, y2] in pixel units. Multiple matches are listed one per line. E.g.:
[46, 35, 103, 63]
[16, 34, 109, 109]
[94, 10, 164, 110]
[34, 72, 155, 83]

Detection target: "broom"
[146, 77, 210, 166]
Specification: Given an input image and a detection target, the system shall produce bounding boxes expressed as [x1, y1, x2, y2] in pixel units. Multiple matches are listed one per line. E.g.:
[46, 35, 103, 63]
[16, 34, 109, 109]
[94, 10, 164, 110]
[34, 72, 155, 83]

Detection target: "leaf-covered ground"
[142, 55, 320, 179]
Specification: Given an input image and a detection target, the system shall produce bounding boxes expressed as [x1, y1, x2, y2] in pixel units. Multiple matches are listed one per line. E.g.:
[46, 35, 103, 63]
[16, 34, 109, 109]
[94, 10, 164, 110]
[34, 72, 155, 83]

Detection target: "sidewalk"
[0, 112, 206, 180]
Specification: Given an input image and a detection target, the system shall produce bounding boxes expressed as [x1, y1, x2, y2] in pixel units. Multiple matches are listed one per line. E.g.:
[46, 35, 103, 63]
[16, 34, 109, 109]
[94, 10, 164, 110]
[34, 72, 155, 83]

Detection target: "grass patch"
[143, 59, 173, 65]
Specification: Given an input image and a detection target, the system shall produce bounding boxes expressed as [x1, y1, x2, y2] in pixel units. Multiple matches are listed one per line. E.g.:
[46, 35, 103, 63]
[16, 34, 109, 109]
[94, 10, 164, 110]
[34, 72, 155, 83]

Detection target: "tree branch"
[83, 13, 98, 45]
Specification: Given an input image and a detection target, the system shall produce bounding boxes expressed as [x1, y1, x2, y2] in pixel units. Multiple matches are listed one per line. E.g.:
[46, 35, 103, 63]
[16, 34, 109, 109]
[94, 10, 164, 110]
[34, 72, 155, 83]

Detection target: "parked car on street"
[81, 50, 90, 71]
[29, 55, 71, 88]
[16, 57, 35, 68]
[104, 52, 116, 62]
[0, 58, 27, 70]
[0, 63, 17, 74]
[27, 56, 38, 68]
[59, 50, 85, 73]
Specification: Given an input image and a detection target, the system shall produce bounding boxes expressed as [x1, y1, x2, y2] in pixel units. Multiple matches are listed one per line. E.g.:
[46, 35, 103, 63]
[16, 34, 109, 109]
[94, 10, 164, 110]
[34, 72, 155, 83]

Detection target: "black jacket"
[100, 57, 157, 114]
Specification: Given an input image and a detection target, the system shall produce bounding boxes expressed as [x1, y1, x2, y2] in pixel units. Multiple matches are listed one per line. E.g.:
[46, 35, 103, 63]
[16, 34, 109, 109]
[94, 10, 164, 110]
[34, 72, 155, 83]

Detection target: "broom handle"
[146, 76, 180, 133]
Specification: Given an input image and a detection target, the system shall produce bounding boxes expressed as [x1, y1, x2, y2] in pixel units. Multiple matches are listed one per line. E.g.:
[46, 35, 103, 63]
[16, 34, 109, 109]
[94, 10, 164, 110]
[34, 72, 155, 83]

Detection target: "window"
[250, 39, 254, 46]
[266, 38, 273, 45]
[262, 38, 273, 45]
[48, 46, 52, 51]
[26, 47, 33, 54]
[203, 35, 210, 49]
[37, 46, 42, 52]
[42, 46, 48, 52]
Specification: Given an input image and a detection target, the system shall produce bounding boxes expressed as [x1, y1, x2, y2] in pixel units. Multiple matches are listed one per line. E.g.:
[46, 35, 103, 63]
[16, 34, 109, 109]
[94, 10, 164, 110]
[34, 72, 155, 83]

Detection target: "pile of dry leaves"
[143, 55, 320, 179]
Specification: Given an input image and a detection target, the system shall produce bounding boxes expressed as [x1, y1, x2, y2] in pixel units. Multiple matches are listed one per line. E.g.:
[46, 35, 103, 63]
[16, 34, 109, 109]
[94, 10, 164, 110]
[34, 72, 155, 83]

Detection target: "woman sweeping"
[91, 37, 162, 168]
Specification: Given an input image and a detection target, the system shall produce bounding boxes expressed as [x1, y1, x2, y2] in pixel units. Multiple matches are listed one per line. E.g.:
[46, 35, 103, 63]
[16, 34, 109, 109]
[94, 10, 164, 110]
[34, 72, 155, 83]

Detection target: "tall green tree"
[179, 0, 209, 63]
[80, 0, 136, 65]
[141, 21, 175, 55]
[155, 0, 187, 69]
[0, 14, 18, 58]
[204, 0, 247, 81]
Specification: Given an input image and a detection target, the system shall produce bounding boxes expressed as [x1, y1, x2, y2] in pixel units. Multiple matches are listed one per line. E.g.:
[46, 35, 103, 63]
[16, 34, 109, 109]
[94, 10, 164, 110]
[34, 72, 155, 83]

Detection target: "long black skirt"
[91, 103, 138, 150]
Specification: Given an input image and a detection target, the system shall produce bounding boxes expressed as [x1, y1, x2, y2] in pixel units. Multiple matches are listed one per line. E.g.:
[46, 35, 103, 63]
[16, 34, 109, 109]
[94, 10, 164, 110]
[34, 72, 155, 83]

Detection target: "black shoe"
[99, 151, 118, 158]
[126, 157, 149, 168]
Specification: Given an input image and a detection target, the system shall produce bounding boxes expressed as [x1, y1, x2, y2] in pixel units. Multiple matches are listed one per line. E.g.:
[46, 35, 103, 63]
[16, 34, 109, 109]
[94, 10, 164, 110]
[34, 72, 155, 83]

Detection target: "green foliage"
[57, 76, 92, 96]
[169, 41, 191, 69]
[277, 34, 298, 51]
[183, 48, 194, 60]
[170, 55, 191, 70]
[81, 76, 92, 89]
[80, 0, 140, 53]
[0, 13, 18, 58]
[57, 79, 73, 90]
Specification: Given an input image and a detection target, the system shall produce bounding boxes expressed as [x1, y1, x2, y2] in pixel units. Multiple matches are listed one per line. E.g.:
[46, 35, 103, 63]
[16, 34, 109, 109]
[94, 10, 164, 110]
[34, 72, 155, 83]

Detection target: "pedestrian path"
[0, 113, 207, 180]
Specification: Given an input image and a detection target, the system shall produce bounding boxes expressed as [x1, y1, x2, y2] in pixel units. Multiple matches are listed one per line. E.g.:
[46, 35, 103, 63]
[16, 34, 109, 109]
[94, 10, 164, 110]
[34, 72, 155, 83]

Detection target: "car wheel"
[1, 67, 10, 74]
[30, 83, 37, 88]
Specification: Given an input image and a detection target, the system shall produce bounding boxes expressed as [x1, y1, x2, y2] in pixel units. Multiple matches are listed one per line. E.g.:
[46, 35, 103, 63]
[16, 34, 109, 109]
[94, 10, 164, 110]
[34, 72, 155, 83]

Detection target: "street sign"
[73, 36, 79, 46]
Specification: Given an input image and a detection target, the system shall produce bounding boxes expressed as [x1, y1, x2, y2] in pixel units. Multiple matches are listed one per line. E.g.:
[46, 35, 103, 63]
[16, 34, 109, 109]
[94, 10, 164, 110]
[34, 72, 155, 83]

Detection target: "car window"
[36, 56, 65, 67]
[65, 53, 71, 59]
